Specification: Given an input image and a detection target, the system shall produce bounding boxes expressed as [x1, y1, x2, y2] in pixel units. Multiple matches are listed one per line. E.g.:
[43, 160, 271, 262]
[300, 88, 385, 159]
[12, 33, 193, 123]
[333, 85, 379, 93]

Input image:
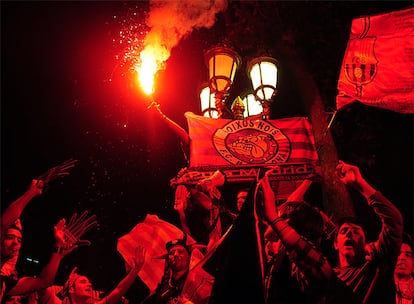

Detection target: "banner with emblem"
[336, 6, 414, 114]
[180, 112, 319, 183]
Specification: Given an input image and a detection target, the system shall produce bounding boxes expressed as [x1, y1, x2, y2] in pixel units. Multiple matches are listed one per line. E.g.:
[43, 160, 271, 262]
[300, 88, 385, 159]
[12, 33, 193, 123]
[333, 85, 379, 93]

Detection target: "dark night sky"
[1, 1, 413, 293]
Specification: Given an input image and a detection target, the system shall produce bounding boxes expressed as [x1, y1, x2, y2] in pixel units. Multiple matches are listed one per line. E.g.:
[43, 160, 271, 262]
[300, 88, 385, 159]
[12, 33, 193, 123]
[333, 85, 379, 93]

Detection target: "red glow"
[135, 45, 169, 95]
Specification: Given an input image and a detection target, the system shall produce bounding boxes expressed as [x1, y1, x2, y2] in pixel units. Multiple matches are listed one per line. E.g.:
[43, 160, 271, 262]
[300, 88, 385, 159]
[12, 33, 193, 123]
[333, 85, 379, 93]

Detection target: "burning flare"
[135, 0, 228, 95]
[135, 45, 169, 95]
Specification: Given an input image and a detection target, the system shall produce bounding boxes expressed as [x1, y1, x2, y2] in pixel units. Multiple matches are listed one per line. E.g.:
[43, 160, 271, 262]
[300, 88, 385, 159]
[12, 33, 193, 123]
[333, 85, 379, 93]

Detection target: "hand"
[196, 170, 224, 200]
[131, 245, 146, 272]
[335, 160, 363, 186]
[54, 219, 66, 246]
[37, 159, 77, 191]
[260, 175, 278, 222]
[174, 200, 186, 212]
[54, 211, 98, 255]
[196, 180, 221, 200]
[30, 179, 44, 195]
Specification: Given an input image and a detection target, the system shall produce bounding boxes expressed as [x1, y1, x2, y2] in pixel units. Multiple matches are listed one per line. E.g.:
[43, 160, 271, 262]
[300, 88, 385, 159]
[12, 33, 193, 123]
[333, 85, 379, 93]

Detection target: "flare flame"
[134, 0, 228, 95]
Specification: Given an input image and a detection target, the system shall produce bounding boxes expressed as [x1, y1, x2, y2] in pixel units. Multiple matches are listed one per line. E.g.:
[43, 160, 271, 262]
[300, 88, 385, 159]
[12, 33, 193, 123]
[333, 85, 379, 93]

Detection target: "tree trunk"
[287, 57, 355, 220]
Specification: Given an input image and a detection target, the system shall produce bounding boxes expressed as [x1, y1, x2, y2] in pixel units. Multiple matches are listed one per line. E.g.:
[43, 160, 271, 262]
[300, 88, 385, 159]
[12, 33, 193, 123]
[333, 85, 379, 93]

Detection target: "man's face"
[335, 223, 366, 261]
[71, 276, 93, 298]
[168, 245, 190, 272]
[236, 191, 248, 211]
[1, 228, 22, 260]
[395, 243, 413, 278]
[3, 296, 22, 304]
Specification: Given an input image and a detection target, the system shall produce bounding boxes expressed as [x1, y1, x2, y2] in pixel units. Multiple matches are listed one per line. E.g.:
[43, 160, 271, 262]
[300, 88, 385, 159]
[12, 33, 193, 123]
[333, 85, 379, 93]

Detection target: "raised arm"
[1, 159, 77, 234]
[1, 180, 43, 233]
[7, 219, 71, 296]
[6, 212, 97, 297]
[335, 160, 376, 198]
[174, 185, 191, 236]
[100, 246, 146, 304]
[286, 179, 312, 202]
[336, 160, 403, 261]
[36, 286, 61, 304]
[260, 175, 332, 281]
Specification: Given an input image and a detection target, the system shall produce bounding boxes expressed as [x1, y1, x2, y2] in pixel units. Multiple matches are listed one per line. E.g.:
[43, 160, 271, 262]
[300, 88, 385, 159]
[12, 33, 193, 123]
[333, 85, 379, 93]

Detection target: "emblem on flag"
[213, 119, 291, 165]
[336, 7, 414, 113]
[179, 112, 320, 183]
[344, 37, 378, 97]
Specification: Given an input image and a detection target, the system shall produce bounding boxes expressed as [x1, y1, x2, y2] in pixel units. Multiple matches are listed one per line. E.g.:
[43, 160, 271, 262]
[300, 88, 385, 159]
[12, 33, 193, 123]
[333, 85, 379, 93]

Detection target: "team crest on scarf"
[344, 36, 378, 97]
[213, 119, 291, 165]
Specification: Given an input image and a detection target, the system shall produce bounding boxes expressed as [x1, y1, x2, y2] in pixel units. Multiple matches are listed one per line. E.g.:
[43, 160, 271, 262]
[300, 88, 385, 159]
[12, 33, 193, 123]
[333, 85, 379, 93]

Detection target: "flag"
[204, 183, 266, 304]
[185, 112, 319, 168]
[117, 214, 215, 303]
[336, 6, 414, 114]
[117, 214, 185, 293]
[117, 214, 209, 297]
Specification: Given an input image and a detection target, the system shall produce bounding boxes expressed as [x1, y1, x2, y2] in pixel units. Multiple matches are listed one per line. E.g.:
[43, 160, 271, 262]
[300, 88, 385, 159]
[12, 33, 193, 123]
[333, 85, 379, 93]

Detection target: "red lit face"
[3, 296, 22, 304]
[1, 228, 22, 260]
[335, 223, 366, 261]
[236, 191, 248, 211]
[168, 245, 190, 272]
[70, 276, 93, 298]
[395, 243, 414, 279]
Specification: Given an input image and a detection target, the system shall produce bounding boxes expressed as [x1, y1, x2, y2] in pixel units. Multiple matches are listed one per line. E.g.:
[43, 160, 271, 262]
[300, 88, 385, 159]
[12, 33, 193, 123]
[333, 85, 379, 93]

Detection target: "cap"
[165, 236, 190, 254]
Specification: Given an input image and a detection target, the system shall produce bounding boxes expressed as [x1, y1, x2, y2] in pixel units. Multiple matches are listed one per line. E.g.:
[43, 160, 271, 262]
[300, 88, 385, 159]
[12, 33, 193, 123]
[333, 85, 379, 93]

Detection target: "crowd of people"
[1, 159, 412, 304]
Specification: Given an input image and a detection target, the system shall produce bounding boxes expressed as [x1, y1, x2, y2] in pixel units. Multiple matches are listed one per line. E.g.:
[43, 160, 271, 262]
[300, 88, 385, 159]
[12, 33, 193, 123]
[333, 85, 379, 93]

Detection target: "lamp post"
[247, 56, 278, 120]
[203, 46, 278, 120]
[204, 46, 241, 118]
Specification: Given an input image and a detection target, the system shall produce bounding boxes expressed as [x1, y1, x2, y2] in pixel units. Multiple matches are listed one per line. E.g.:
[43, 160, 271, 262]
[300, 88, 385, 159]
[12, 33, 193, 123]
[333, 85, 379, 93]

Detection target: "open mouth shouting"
[343, 239, 355, 249]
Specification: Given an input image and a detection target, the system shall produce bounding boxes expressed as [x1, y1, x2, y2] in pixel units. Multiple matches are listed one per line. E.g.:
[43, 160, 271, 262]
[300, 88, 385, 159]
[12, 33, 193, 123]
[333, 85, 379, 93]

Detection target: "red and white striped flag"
[117, 214, 202, 295]
[117, 214, 184, 293]
[185, 112, 319, 168]
[336, 6, 414, 114]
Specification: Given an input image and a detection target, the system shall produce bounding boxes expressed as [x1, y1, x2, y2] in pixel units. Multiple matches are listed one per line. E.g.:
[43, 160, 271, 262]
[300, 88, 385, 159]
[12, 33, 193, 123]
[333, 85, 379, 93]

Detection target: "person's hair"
[334, 216, 366, 239]
[158, 237, 190, 289]
[165, 236, 190, 255]
[8, 219, 22, 233]
[58, 268, 82, 299]
[402, 232, 413, 249]
[281, 201, 324, 244]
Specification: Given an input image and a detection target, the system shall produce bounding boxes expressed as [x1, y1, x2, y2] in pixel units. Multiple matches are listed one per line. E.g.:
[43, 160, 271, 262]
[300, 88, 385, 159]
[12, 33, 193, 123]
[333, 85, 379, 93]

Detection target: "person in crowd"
[2, 295, 22, 304]
[142, 236, 213, 304]
[394, 233, 414, 304]
[36, 246, 146, 304]
[1, 159, 77, 235]
[1, 213, 96, 303]
[332, 160, 403, 303]
[173, 171, 236, 251]
[235, 188, 249, 213]
[262, 178, 328, 303]
[261, 160, 403, 303]
[1, 160, 78, 303]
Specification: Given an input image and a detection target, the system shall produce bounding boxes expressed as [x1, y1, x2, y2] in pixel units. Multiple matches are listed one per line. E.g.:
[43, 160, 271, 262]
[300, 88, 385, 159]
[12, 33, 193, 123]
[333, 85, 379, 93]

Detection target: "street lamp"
[203, 46, 278, 120]
[247, 56, 278, 119]
[199, 85, 219, 118]
[204, 46, 241, 118]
